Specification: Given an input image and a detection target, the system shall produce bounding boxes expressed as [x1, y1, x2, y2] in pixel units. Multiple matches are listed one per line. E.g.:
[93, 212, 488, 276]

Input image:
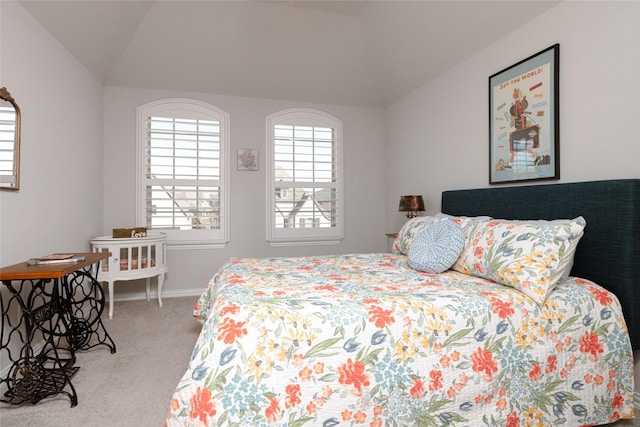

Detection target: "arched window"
[136, 99, 229, 248]
[266, 108, 343, 246]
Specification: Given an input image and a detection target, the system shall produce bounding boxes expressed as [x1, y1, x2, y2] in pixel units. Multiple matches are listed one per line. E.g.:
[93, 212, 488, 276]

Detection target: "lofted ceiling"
[18, 0, 561, 108]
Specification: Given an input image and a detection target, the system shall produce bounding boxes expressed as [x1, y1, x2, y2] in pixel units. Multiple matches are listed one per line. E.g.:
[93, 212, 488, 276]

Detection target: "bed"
[166, 179, 637, 427]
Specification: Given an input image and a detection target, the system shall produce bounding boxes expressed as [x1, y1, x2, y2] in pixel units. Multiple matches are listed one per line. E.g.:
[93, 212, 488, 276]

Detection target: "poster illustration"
[489, 44, 559, 184]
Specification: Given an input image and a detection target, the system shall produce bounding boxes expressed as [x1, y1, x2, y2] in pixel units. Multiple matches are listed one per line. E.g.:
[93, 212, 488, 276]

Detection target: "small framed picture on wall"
[237, 148, 258, 171]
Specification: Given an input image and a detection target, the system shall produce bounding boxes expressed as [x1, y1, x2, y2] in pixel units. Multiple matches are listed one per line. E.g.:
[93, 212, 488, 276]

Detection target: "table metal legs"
[0, 264, 115, 407]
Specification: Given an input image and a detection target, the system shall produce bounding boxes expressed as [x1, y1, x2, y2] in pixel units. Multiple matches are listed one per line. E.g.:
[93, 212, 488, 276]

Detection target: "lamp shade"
[398, 195, 425, 218]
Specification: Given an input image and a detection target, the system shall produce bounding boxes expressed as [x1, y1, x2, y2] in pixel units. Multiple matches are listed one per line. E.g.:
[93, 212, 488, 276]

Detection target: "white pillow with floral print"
[392, 216, 443, 255]
[451, 217, 586, 305]
[435, 213, 493, 230]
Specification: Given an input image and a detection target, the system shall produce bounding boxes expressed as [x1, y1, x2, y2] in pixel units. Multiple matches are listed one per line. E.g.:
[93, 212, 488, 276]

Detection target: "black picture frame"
[489, 44, 559, 184]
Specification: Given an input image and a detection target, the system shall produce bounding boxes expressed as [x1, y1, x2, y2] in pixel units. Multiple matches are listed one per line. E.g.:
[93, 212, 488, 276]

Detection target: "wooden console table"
[0, 252, 116, 407]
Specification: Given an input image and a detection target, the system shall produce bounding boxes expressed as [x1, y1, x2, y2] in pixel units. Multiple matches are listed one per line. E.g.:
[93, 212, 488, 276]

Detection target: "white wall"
[0, 1, 104, 265]
[102, 86, 387, 299]
[0, 0, 105, 377]
[385, 0, 640, 404]
[386, 1, 640, 232]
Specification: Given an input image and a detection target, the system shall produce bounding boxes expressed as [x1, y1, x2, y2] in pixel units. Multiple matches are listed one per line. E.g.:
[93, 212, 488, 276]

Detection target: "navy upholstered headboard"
[441, 179, 640, 350]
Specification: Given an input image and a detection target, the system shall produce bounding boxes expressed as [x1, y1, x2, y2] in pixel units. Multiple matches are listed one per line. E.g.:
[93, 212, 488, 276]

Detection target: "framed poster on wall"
[489, 44, 559, 184]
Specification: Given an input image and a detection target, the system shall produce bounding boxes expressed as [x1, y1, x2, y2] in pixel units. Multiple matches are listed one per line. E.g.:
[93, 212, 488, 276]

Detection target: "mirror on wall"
[0, 87, 20, 190]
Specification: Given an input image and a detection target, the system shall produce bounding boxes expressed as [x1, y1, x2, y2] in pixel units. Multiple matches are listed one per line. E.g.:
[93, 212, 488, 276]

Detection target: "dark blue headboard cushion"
[441, 179, 640, 349]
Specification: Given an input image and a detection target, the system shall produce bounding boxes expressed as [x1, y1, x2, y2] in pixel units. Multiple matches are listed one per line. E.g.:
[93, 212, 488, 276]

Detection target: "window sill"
[268, 239, 341, 248]
[167, 241, 228, 250]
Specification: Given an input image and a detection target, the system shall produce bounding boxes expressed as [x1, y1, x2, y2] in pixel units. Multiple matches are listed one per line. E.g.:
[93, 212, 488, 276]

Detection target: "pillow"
[408, 220, 465, 273]
[451, 217, 586, 305]
[435, 213, 492, 230]
[392, 216, 443, 255]
[509, 218, 586, 279]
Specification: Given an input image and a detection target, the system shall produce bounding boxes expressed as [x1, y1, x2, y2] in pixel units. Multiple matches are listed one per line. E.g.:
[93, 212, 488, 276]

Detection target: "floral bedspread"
[166, 253, 634, 427]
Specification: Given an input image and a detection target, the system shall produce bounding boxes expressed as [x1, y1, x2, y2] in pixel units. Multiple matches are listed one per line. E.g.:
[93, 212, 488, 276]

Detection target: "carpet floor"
[0, 296, 201, 426]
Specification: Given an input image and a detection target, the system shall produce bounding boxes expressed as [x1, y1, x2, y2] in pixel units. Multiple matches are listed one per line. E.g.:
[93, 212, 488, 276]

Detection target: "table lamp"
[398, 195, 425, 218]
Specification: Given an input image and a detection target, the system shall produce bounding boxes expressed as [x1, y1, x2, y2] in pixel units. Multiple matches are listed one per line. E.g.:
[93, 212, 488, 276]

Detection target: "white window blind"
[273, 124, 336, 229]
[267, 109, 343, 246]
[0, 106, 17, 182]
[144, 116, 221, 230]
[137, 99, 229, 248]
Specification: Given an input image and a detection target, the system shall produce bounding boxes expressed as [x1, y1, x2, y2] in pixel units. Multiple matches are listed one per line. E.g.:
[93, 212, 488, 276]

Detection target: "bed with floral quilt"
[166, 179, 638, 427]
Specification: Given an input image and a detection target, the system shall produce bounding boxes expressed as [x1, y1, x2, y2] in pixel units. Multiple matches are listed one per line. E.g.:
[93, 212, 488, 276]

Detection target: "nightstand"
[385, 233, 398, 252]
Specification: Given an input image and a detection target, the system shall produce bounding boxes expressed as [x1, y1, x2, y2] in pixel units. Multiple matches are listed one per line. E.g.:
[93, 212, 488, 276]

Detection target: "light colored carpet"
[0, 296, 636, 426]
[0, 296, 201, 427]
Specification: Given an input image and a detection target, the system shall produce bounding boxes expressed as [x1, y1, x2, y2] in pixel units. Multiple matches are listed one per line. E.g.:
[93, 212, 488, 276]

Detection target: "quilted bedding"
[166, 253, 634, 427]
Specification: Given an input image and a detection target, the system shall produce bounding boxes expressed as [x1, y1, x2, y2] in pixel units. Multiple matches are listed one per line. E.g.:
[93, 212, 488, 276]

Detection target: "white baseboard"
[108, 288, 203, 303]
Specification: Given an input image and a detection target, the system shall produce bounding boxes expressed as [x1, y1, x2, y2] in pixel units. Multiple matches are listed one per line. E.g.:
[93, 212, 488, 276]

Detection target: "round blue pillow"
[408, 220, 465, 274]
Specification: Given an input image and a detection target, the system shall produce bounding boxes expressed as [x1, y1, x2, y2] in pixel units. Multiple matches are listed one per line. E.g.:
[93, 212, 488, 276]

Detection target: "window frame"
[136, 98, 229, 249]
[266, 108, 344, 246]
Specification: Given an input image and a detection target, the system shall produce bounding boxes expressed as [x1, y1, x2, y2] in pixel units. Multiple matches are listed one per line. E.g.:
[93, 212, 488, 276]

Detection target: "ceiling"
[19, 0, 561, 108]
